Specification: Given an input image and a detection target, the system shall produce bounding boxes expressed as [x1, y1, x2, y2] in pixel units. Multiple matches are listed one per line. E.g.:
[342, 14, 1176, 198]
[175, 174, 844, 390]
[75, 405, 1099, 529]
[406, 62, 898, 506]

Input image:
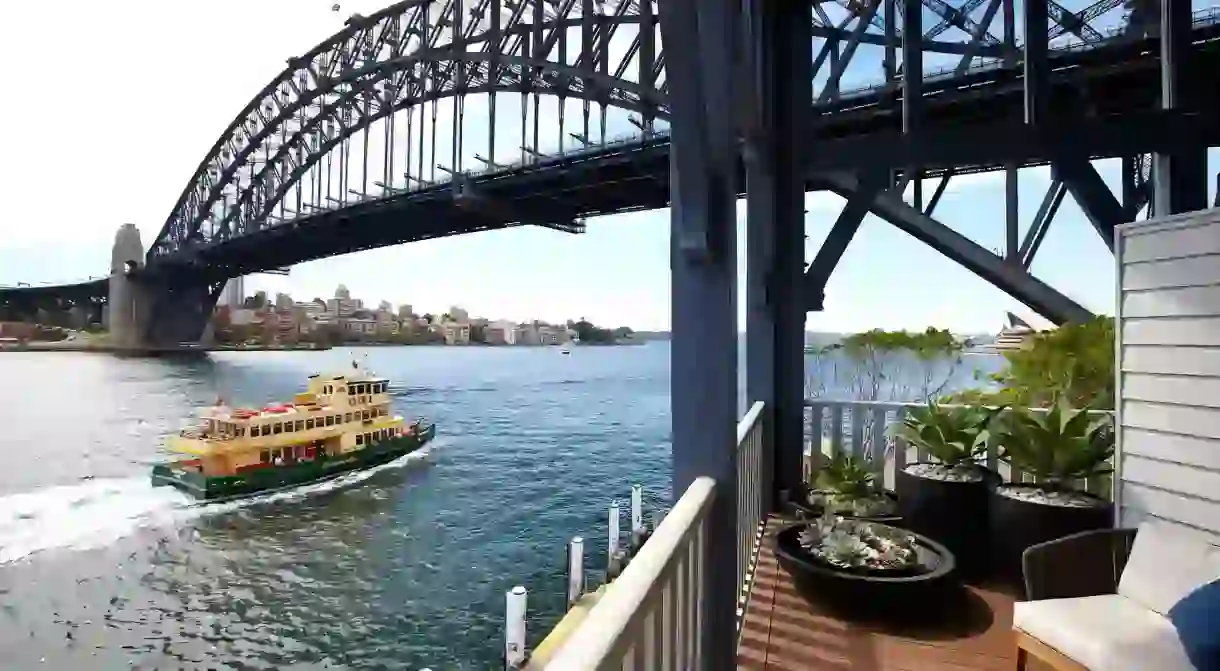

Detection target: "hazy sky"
[1, 0, 1215, 333]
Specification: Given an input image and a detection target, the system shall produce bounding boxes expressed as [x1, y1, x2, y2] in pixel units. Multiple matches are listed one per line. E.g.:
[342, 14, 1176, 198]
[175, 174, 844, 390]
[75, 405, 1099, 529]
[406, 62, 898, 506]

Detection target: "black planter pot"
[894, 462, 1000, 581]
[988, 484, 1114, 583]
[772, 522, 958, 619]
[785, 486, 903, 524]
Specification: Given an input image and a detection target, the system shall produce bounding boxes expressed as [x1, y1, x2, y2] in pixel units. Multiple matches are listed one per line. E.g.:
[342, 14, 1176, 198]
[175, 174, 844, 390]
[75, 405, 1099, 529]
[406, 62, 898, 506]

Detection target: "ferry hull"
[151, 424, 436, 501]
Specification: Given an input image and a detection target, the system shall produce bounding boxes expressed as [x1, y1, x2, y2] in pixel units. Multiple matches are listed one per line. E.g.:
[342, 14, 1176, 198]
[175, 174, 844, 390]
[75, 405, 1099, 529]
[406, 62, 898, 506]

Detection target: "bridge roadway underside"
[156, 22, 1220, 285]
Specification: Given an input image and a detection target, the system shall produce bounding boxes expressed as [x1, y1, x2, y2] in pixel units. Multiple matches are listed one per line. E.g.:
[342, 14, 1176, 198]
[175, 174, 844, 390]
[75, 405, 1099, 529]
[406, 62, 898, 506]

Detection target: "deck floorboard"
[737, 517, 1055, 671]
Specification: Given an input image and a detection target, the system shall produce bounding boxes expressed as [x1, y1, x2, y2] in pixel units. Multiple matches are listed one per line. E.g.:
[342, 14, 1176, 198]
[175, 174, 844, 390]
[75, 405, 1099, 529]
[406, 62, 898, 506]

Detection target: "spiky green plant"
[814, 453, 876, 499]
[995, 398, 1114, 488]
[891, 403, 1005, 467]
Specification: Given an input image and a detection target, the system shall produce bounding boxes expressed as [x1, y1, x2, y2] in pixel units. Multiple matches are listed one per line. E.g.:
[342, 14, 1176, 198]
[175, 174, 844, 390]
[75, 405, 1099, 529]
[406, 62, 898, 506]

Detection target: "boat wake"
[0, 438, 448, 565]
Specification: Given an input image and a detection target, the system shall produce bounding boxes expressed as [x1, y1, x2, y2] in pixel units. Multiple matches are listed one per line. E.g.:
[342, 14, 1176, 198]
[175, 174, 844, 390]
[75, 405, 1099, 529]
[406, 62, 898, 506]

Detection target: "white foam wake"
[0, 439, 446, 565]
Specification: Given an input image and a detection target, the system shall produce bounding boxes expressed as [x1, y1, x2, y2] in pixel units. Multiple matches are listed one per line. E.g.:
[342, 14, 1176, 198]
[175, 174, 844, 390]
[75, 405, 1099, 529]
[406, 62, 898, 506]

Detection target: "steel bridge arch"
[150, 0, 664, 259]
[219, 50, 668, 243]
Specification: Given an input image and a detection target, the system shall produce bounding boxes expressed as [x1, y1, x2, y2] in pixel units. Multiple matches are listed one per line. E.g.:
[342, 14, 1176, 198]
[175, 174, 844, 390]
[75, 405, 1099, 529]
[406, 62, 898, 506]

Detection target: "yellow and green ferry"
[151, 366, 436, 501]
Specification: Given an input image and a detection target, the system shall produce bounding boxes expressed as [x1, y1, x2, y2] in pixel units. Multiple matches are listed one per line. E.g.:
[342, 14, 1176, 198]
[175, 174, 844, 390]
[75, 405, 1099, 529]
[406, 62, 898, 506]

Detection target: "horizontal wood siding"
[1118, 211, 1220, 543]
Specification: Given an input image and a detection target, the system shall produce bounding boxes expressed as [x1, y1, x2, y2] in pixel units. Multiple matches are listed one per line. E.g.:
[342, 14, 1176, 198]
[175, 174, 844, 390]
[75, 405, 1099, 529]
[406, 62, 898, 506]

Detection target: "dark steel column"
[1024, 0, 1048, 124]
[745, 0, 810, 510]
[1153, 0, 1208, 216]
[659, 0, 740, 666]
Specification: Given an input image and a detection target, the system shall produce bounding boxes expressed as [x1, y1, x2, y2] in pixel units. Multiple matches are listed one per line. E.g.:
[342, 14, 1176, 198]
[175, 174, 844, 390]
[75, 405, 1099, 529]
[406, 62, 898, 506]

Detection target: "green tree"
[813, 328, 965, 401]
[422, 313, 435, 324]
[944, 316, 1114, 410]
[573, 319, 614, 343]
[613, 326, 634, 340]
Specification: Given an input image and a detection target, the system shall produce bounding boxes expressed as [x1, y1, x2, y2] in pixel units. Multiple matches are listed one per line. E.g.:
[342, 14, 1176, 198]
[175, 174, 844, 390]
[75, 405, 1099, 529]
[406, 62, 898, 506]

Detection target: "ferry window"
[306, 418, 315, 429]
[350, 385, 358, 395]
[326, 415, 335, 426]
[356, 434, 363, 445]
[295, 420, 304, 431]
[274, 423, 283, 435]
[251, 425, 261, 437]
[345, 412, 352, 423]
[260, 450, 270, 463]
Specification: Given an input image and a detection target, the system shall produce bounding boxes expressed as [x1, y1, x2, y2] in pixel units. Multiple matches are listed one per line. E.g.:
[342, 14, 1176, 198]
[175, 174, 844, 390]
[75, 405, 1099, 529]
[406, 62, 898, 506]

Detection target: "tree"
[422, 313, 435, 324]
[613, 326, 634, 339]
[573, 319, 614, 343]
[807, 328, 966, 402]
[943, 316, 1114, 410]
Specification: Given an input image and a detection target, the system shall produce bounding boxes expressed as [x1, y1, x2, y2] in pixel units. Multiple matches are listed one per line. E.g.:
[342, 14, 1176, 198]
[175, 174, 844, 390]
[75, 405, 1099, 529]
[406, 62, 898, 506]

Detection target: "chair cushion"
[1119, 521, 1220, 616]
[1014, 594, 1194, 671]
[1169, 579, 1220, 671]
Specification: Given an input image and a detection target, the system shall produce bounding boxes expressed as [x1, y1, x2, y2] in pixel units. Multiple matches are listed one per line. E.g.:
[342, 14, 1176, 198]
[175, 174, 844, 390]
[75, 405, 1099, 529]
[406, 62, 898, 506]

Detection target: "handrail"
[736, 400, 765, 447]
[542, 476, 716, 669]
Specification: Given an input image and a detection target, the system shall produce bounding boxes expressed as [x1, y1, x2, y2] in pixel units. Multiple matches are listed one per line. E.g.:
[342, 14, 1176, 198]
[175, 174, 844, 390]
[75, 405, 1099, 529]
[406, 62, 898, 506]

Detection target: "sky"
[1, 0, 1216, 334]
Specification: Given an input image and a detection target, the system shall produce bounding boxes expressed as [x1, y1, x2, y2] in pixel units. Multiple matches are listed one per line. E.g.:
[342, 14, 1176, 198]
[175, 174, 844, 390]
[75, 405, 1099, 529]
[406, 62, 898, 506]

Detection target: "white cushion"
[1118, 520, 1220, 616]
[1014, 594, 1194, 671]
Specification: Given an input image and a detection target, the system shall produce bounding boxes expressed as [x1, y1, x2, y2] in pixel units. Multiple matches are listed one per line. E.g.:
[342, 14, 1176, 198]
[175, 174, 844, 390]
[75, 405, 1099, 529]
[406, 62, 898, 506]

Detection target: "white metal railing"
[541, 476, 714, 669]
[540, 403, 768, 670]
[803, 399, 1113, 498]
[734, 401, 766, 638]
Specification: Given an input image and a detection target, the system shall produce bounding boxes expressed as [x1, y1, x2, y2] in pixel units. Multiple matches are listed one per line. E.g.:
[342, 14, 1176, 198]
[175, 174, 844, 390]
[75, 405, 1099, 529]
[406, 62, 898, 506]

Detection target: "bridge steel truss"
[147, 0, 669, 268]
[669, 0, 1214, 667]
[129, 0, 1196, 327]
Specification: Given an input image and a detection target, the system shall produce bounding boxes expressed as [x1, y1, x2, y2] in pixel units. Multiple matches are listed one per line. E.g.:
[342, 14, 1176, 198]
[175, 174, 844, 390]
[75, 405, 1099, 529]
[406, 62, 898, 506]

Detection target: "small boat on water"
[151, 363, 436, 501]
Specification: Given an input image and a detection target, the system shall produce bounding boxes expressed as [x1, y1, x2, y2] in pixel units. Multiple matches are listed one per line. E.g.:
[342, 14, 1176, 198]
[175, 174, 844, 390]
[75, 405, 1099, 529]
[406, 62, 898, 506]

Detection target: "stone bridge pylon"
[107, 224, 219, 350]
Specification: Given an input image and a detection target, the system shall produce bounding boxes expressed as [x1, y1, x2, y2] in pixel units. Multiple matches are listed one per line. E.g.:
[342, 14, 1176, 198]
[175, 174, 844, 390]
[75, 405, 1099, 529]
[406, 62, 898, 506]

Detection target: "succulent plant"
[995, 397, 1114, 488]
[891, 402, 1006, 468]
[814, 452, 876, 499]
[797, 516, 919, 571]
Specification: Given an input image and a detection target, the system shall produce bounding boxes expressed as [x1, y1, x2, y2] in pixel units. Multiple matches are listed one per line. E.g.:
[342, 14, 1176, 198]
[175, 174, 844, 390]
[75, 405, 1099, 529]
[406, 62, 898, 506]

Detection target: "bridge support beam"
[660, 0, 739, 666]
[1153, 0, 1209, 216]
[451, 175, 586, 234]
[746, 0, 810, 511]
[813, 171, 1094, 325]
[108, 224, 217, 350]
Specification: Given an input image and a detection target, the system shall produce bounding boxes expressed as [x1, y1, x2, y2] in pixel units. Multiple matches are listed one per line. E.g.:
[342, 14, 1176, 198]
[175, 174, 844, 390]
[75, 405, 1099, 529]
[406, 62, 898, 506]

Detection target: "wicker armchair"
[1021, 527, 1138, 602]
[1015, 522, 1210, 671]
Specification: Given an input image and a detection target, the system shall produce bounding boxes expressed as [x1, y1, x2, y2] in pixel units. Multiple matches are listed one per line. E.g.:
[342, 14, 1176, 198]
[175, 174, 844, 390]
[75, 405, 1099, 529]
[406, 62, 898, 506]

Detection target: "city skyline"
[3, 0, 1217, 334]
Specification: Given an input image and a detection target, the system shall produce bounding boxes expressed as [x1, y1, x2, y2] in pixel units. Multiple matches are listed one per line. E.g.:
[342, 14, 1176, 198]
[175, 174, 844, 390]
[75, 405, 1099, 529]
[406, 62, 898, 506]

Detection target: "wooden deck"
[737, 517, 1048, 671]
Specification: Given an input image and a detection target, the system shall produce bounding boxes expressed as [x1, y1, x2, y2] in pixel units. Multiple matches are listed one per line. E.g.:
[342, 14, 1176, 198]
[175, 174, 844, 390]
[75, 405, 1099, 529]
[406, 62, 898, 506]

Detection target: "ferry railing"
[534, 402, 767, 670]
[803, 399, 1114, 498]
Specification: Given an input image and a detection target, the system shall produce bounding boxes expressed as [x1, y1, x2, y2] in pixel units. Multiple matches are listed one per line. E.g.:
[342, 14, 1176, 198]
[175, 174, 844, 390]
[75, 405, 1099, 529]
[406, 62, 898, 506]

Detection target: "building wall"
[1116, 209, 1220, 544]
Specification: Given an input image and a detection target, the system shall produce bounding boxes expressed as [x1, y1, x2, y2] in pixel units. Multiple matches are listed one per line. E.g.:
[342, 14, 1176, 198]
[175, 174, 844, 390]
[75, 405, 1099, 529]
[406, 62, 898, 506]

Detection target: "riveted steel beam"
[813, 170, 1093, 324]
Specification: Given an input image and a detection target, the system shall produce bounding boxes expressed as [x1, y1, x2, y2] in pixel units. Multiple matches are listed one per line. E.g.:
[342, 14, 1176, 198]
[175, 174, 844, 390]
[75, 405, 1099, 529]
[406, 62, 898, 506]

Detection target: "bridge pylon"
[108, 224, 218, 350]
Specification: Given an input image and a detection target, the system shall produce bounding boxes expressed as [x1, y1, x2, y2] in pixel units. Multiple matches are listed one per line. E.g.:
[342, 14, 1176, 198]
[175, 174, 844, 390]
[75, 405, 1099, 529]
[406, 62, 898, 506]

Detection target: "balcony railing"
[538, 401, 768, 669]
[804, 399, 1113, 496]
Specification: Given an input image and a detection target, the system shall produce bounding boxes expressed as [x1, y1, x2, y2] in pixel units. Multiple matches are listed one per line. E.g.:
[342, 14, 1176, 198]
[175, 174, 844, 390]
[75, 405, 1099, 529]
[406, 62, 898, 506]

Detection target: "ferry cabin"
[169, 373, 407, 477]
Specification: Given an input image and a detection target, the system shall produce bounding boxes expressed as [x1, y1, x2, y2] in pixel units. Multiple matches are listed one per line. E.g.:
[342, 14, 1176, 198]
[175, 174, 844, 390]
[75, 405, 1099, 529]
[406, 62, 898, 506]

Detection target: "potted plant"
[891, 402, 1004, 578]
[788, 452, 900, 522]
[771, 509, 958, 614]
[989, 398, 1115, 580]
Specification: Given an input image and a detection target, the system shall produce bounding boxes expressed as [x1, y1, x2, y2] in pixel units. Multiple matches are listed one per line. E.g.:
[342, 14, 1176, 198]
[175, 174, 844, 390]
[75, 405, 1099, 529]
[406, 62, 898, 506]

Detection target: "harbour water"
[0, 342, 999, 669]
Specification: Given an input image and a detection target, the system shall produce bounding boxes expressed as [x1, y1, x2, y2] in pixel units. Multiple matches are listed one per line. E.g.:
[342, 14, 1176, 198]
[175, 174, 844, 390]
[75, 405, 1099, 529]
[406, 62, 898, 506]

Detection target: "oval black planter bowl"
[786, 486, 903, 524]
[894, 463, 1000, 581]
[988, 484, 1114, 583]
[773, 522, 958, 619]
